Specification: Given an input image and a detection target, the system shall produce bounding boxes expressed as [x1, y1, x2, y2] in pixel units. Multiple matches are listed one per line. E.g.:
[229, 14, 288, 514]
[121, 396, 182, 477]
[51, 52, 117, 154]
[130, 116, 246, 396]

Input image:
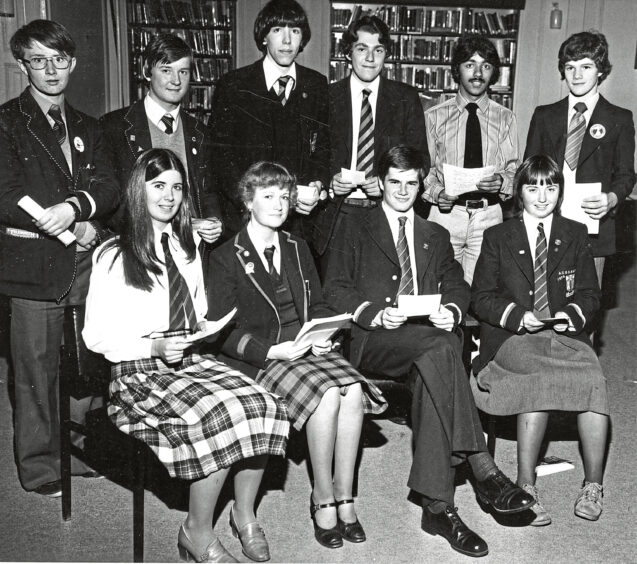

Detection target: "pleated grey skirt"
[471, 331, 609, 416]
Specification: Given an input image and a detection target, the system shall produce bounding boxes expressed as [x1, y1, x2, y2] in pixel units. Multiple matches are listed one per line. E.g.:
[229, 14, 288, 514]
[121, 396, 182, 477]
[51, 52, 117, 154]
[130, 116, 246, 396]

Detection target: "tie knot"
[48, 104, 62, 119]
[466, 102, 478, 115]
[537, 222, 545, 234]
[398, 216, 408, 227]
[161, 231, 170, 248]
[161, 114, 174, 134]
[264, 245, 275, 262]
[278, 75, 291, 88]
[362, 88, 371, 99]
[574, 102, 587, 115]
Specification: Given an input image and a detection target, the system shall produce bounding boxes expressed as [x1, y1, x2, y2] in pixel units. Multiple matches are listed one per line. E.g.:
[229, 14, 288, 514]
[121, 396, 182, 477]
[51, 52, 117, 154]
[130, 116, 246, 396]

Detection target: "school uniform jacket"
[99, 100, 220, 229]
[471, 215, 601, 375]
[0, 89, 119, 300]
[312, 77, 430, 256]
[525, 95, 635, 256]
[208, 60, 330, 237]
[323, 205, 469, 367]
[208, 228, 334, 378]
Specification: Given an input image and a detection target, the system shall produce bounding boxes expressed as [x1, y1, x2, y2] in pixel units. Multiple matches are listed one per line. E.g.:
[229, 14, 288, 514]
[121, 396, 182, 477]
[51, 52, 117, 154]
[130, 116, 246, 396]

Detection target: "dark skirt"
[471, 332, 609, 416]
[109, 353, 289, 480]
[257, 351, 387, 431]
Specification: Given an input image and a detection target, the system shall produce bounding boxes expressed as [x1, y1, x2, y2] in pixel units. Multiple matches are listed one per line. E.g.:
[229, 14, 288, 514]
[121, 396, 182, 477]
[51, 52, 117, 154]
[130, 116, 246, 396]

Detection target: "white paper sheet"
[17, 195, 76, 246]
[183, 308, 237, 343]
[341, 168, 366, 185]
[560, 181, 601, 234]
[296, 184, 318, 203]
[293, 313, 352, 348]
[396, 294, 442, 317]
[442, 163, 495, 196]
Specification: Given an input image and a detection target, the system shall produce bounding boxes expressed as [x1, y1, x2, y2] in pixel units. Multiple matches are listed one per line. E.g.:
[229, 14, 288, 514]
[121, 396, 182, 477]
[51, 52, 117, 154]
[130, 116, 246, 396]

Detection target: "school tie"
[161, 233, 198, 331]
[533, 223, 549, 313]
[356, 88, 374, 176]
[263, 245, 280, 281]
[396, 216, 414, 298]
[161, 114, 174, 134]
[564, 102, 587, 170]
[276, 76, 292, 106]
[48, 104, 66, 145]
[464, 102, 483, 168]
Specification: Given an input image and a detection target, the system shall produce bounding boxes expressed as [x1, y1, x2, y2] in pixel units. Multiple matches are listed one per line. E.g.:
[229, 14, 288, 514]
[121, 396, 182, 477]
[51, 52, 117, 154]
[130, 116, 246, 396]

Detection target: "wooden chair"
[59, 304, 146, 562]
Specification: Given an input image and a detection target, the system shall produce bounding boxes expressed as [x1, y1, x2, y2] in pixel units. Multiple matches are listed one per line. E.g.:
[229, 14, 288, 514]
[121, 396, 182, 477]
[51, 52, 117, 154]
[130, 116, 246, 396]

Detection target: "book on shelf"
[535, 456, 575, 477]
[128, 0, 234, 27]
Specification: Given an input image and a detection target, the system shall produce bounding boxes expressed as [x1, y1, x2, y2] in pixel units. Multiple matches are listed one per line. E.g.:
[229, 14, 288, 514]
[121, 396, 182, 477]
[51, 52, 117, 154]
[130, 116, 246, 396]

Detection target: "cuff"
[70, 191, 96, 220]
[563, 303, 586, 333]
[354, 301, 382, 328]
[445, 303, 462, 325]
[502, 303, 525, 333]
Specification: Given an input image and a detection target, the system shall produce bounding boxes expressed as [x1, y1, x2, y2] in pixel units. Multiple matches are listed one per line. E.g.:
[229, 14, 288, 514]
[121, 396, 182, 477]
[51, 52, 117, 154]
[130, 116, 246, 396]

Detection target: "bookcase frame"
[125, 0, 237, 123]
[330, 1, 525, 111]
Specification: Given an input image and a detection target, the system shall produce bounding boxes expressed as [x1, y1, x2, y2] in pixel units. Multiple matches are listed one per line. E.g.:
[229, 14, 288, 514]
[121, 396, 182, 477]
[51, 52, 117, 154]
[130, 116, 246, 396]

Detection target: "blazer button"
[392, 274, 398, 280]
[385, 297, 391, 303]
[529, 290, 533, 295]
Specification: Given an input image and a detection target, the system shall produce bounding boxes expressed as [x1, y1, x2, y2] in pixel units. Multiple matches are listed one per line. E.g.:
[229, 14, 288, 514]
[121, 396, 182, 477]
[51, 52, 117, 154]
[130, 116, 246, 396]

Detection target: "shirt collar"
[29, 87, 66, 120]
[144, 94, 180, 128]
[456, 91, 489, 114]
[263, 56, 297, 91]
[523, 210, 554, 240]
[350, 73, 380, 98]
[568, 90, 599, 114]
[381, 201, 415, 227]
[247, 221, 281, 258]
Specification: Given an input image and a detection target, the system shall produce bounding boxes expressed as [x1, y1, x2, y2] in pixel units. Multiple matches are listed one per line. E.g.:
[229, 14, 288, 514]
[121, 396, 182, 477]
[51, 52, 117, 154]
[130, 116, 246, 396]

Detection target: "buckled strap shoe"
[574, 481, 603, 521]
[177, 525, 238, 563]
[310, 495, 343, 549]
[335, 499, 366, 543]
[475, 470, 536, 514]
[229, 506, 270, 561]
[421, 505, 488, 558]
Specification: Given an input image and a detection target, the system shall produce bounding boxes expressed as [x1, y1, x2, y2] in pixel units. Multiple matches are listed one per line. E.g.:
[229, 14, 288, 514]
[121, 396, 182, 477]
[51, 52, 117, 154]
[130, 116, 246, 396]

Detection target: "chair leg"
[487, 415, 497, 458]
[132, 444, 146, 562]
[59, 346, 73, 521]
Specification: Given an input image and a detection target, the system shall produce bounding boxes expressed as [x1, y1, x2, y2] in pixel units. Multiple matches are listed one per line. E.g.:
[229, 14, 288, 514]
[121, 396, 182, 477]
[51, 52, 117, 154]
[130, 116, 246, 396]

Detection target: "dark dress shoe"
[475, 470, 536, 514]
[33, 480, 62, 498]
[421, 505, 488, 558]
[310, 495, 343, 549]
[336, 499, 366, 543]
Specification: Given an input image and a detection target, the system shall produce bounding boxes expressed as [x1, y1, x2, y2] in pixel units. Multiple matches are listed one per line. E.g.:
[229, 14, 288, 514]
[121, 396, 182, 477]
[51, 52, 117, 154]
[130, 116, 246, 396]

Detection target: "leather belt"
[455, 193, 500, 208]
[343, 198, 378, 208]
[0, 226, 43, 239]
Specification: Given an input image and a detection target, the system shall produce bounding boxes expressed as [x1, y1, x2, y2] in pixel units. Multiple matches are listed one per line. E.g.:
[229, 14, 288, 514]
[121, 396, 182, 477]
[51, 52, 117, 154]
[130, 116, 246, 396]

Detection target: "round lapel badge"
[73, 136, 84, 152]
[590, 124, 605, 139]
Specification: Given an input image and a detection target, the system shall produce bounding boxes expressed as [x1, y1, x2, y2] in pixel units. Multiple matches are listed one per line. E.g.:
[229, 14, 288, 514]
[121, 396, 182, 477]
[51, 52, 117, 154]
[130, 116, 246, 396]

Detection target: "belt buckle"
[465, 198, 487, 210]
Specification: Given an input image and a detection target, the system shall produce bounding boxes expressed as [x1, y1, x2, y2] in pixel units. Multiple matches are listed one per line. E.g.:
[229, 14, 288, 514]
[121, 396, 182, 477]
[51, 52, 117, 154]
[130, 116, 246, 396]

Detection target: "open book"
[145, 308, 236, 343]
[293, 313, 352, 349]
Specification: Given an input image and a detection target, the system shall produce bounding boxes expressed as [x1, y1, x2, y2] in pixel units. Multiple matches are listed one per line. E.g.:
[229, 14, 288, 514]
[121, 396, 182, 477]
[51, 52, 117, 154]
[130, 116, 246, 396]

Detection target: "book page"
[293, 313, 352, 349]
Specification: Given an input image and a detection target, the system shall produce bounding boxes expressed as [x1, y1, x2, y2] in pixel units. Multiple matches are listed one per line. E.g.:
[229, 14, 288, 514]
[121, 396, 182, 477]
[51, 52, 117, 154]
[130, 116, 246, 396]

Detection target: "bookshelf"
[125, 0, 236, 123]
[330, 1, 524, 111]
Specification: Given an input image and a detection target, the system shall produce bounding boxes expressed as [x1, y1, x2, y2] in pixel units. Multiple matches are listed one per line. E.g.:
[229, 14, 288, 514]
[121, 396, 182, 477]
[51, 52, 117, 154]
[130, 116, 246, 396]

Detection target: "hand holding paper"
[18, 196, 76, 246]
[560, 181, 601, 234]
[341, 168, 366, 185]
[442, 164, 495, 197]
[396, 294, 442, 317]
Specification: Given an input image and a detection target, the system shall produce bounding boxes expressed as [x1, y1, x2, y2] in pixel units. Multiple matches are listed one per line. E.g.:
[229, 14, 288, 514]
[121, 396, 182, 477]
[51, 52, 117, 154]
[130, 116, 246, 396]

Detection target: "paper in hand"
[341, 168, 366, 185]
[442, 164, 495, 197]
[396, 294, 442, 317]
[560, 181, 601, 234]
[183, 308, 237, 343]
[17, 195, 76, 246]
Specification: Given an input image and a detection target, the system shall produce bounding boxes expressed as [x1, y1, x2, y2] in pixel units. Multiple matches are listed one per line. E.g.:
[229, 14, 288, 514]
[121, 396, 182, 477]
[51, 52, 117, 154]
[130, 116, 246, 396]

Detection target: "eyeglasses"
[21, 56, 71, 70]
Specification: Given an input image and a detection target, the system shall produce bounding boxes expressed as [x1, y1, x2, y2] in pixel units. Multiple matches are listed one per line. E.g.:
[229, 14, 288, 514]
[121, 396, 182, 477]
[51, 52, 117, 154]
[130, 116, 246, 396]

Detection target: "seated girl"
[83, 148, 289, 563]
[207, 161, 387, 549]
[470, 155, 609, 526]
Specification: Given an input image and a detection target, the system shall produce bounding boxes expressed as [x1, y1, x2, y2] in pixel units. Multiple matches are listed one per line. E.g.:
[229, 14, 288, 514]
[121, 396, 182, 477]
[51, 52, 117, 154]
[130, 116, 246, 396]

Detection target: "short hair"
[238, 161, 298, 221]
[513, 154, 564, 217]
[142, 33, 192, 78]
[341, 15, 391, 58]
[253, 0, 311, 54]
[377, 145, 427, 185]
[10, 19, 76, 61]
[451, 36, 501, 86]
[558, 30, 612, 84]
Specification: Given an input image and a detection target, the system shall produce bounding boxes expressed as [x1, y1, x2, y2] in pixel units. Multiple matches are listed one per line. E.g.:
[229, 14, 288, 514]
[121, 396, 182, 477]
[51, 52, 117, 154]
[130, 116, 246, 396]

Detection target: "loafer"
[336, 498, 366, 543]
[229, 506, 270, 561]
[177, 524, 238, 563]
[33, 480, 62, 498]
[520, 484, 552, 526]
[310, 494, 342, 549]
[421, 505, 488, 558]
[475, 470, 536, 514]
[574, 481, 603, 521]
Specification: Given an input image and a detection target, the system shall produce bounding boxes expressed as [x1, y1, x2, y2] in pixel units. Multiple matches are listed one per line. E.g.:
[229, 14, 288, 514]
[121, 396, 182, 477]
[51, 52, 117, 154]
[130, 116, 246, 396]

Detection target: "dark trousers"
[10, 252, 95, 490]
[359, 324, 487, 504]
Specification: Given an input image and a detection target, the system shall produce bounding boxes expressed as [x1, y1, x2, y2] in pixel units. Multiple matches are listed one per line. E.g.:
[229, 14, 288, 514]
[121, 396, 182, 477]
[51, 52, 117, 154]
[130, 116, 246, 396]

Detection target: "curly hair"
[558, 30, 612, 84]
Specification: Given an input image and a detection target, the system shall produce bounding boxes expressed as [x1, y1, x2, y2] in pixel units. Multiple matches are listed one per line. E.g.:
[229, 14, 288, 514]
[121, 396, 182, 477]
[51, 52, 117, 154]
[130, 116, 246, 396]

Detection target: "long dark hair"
[100, 148, 196, 291]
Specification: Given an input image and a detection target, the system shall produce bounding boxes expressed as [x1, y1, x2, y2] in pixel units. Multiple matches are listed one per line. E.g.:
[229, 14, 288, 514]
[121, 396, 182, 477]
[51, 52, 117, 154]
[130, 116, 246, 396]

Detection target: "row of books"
[128, 0, 233, 27]
[130, 53, 229, 82]
[332, 5, 518, 36]
[129, 27, 232, 56]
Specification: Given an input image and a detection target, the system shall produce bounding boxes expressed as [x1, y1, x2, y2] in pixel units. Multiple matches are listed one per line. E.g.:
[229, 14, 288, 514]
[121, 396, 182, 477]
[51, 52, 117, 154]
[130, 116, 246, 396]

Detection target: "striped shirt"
[423, 93, 519, 203]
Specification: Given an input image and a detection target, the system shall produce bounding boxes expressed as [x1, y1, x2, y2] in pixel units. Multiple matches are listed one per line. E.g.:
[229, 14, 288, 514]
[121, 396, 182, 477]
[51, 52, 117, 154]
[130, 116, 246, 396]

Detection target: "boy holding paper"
[324, 145, 534, 558]
[423, 36, 519, 284]
[0, 20, 119, 496]
[524, 30, 635, 285]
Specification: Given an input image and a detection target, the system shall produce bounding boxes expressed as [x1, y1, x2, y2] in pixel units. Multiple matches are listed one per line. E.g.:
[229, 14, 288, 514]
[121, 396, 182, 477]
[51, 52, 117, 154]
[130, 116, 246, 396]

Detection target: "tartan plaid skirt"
[258, 351, 387, 431]
[109, 353, 289, 480]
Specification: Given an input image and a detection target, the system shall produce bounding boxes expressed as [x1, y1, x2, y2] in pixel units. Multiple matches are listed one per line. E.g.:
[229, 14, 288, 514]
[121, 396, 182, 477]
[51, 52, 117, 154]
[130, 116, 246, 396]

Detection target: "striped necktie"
[161, 233, 198, 332]
[263, 245, 280, 281]
[48, 104, 66, 145]
[396, 216, 414, 299]
[533, 222, 549, 313]
[356, 88, 374, 177]
[161, 114, 174, 134]
[564, 102, 587, 170]
[276, 76, 292, 106]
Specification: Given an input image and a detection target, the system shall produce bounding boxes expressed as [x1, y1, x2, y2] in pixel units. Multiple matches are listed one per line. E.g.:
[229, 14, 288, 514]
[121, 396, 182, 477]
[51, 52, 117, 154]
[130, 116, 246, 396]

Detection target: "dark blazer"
[207, 228, 334, 378]
[208, 60, 330, 237]
[0, 89, 119, 300]
[525, 95, 635, 256]
[471, 215, 600, 374]
[323, 205, 469, 367]
[313, 77, 430, 256]
[99, 100, 220, 229]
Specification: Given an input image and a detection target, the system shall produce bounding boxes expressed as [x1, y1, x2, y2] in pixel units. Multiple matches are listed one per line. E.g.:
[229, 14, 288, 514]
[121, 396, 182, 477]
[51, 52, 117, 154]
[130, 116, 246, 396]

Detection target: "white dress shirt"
[247, 222, 281, 273]
[563, 89, 599, 187]
[523, 210, 554, 262]
[381, 202, 419, 295]
[263, 55, 296, 101]
[144, 94, 181, 132]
